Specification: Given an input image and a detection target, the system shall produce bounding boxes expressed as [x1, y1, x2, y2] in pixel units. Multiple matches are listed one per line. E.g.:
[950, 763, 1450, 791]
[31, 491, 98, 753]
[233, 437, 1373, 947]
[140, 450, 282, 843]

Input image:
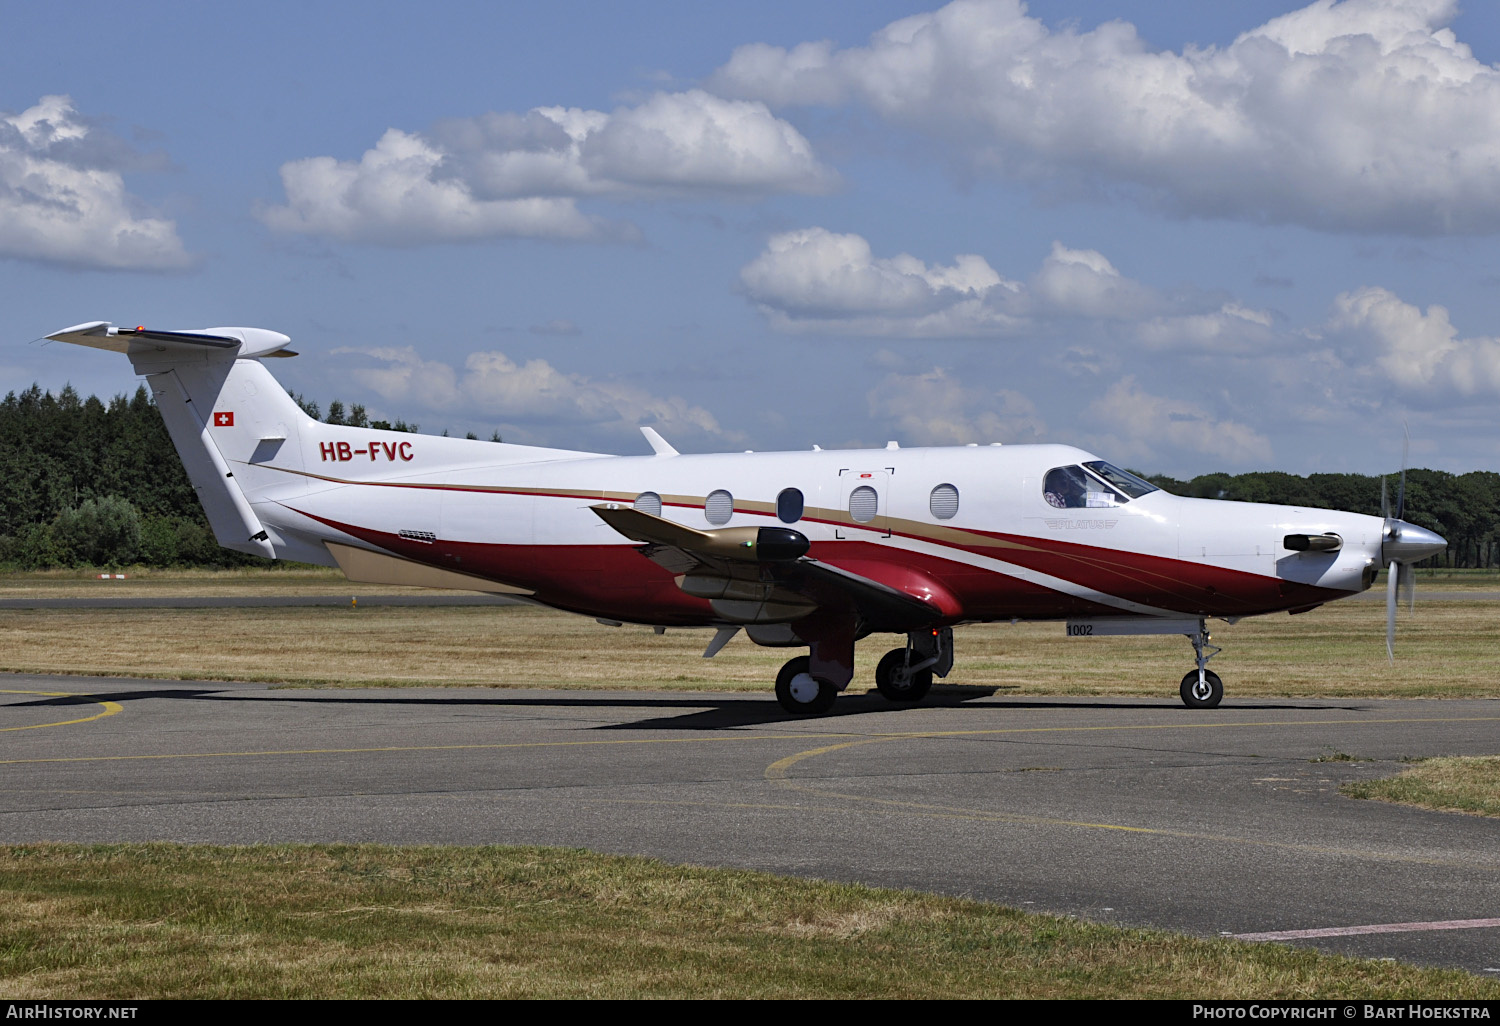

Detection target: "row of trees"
[1, 383, 1496, 569]
[0, 384, 253, 569]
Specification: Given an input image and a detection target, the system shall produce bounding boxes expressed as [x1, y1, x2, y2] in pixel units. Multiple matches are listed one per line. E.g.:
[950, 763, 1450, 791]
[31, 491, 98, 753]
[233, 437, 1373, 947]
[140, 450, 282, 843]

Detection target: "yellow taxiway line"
[0, 690, 123, 733]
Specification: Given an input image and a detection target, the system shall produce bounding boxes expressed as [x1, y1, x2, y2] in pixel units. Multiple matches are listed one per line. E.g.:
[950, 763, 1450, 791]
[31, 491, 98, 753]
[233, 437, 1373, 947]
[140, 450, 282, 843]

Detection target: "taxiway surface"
[3, 674, 1497, 975]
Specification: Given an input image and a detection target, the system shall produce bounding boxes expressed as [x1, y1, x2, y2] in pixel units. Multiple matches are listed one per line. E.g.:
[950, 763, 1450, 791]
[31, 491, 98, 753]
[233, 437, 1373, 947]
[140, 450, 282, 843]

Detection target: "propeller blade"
[1400, 561, 1416, 615]
[1396, 423, 1409, 522]
[1381, 477, 1390, 522]
[1386, 560, 1398, 663]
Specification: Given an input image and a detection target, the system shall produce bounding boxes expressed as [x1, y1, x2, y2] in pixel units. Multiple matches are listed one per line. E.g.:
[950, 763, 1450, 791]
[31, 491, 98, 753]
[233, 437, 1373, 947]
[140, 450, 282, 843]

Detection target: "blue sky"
[6, 0, 1500, 477]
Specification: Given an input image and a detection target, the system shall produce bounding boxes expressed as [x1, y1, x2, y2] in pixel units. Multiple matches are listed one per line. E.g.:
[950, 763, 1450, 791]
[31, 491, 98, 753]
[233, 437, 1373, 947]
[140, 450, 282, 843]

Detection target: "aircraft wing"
[591, 504, 941, 628]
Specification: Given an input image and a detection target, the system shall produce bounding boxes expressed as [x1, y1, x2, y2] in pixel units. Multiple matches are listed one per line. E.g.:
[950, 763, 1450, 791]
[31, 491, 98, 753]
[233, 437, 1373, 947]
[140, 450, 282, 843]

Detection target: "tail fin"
[46, 321, 313, 561]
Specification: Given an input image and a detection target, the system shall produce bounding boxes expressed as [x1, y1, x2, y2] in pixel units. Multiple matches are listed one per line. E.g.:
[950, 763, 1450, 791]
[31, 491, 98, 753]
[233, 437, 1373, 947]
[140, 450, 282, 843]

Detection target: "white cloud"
[1325, 285, 1500, 398]
[262, 91, 834, 245]
[1090, 377, 1274, 465]
[575, 90, 836, 194]
[1030, 242, 1155, 319]
[740, 229, 1271, 344]
[261, 129, 615, 244]
[0, 96, 190, 270]
[867, 367, 1046, 445]
[332, 346, 733, 445]
[739, 227, 1017, 335]
[713, 0, 1500, 234]
[1134, 302, 1278, 353]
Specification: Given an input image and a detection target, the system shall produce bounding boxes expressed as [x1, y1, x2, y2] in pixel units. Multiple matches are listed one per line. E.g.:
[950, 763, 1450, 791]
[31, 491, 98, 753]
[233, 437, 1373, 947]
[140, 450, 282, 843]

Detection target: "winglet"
[640, 426, 678, 457]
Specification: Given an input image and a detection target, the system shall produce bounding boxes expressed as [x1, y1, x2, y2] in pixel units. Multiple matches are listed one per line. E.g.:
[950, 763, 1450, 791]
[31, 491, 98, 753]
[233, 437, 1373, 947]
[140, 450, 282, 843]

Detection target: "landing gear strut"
[773, 614, 858, 715]
[876, 627, 952, 704]
[1180, 621, 1223, 709]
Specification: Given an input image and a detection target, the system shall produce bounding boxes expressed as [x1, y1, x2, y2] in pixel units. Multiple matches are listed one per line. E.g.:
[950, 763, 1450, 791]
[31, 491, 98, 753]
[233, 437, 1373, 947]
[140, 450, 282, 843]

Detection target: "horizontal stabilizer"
[45, 321, 296, 359]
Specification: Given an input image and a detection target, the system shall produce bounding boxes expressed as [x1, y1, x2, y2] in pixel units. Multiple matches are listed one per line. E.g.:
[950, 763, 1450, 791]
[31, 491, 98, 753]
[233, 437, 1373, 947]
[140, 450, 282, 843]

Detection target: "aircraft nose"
[1382, 521, 1447, 564]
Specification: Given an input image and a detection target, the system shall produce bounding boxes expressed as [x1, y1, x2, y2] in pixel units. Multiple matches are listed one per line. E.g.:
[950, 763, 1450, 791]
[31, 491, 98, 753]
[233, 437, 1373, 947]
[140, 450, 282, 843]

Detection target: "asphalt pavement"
[3, 674, 1497, 976]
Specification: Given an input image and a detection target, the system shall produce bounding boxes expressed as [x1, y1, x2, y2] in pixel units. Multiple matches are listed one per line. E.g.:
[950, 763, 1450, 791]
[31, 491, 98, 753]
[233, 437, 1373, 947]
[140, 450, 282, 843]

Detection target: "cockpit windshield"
[1082, 461, 1159, 499]
[1043, 462, 1158, 509]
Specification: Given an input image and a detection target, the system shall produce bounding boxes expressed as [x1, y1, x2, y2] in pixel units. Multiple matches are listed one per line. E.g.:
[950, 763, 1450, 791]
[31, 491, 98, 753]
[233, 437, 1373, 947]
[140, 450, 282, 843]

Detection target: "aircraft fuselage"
[264, 437, 1382, 628]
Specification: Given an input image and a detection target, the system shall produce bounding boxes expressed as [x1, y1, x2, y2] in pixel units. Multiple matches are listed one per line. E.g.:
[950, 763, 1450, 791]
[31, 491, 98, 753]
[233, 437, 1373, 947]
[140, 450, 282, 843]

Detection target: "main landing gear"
[774, 656, 837, 715]
[774, 627, 953, 715]
[875, 627, 953, 703]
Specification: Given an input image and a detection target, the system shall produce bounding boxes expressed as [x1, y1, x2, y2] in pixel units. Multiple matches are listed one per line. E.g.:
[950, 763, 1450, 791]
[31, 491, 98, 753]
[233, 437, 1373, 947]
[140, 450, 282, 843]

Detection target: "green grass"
[0, 844, 1494, 999]
[1343, 756, 1500, 818]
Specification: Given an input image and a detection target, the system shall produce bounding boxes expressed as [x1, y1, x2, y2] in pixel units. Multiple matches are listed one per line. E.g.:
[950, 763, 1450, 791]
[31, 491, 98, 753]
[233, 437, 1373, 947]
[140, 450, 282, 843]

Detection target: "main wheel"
[1179, 669, 1224, 709]
[875, 648, 932, 703]
[775, 656, 837, 715]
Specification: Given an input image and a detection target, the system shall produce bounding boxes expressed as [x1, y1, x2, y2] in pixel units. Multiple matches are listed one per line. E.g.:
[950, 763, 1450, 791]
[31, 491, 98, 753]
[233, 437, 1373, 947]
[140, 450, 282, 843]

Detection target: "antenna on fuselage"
[640, 426, 678, 457]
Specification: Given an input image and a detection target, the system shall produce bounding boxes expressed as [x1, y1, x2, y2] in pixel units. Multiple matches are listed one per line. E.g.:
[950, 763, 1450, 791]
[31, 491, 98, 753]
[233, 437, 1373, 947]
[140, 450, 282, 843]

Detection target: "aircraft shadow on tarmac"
[8, 685, 1370, 731]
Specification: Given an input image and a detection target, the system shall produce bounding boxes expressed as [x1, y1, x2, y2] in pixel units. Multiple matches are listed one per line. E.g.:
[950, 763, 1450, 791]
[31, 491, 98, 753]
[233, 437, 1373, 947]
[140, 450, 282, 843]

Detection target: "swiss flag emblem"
[213, 411, 234, 427]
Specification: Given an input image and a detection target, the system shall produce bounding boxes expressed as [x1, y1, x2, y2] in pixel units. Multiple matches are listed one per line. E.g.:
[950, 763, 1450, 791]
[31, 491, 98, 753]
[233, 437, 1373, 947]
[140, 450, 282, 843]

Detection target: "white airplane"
[46, 321, 1447, 714]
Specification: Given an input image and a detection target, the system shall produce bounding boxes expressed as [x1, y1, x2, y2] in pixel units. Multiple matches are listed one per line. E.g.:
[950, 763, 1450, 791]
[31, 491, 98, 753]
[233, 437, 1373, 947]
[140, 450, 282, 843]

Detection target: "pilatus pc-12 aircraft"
[47, 320, 1447, 714]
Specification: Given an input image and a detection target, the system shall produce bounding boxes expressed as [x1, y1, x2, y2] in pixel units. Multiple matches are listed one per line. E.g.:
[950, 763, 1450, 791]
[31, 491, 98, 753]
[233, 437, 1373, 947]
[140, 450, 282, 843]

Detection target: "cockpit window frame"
[1082, 460, 1159, 500]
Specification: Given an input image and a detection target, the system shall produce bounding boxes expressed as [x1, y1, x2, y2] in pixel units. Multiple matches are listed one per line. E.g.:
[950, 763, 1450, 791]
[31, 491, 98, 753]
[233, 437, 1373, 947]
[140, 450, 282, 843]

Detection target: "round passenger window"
[849, 485, 878, 523]
[930, 483, 959, 520]
[705, 489, 734, 526]
[776, 487, 804, 524]
[633, 491, 662, 517]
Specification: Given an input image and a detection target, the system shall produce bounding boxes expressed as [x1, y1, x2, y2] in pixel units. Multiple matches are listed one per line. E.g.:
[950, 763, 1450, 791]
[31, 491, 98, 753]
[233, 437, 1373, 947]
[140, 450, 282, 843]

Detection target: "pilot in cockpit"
[1044, 466, 1088, 509]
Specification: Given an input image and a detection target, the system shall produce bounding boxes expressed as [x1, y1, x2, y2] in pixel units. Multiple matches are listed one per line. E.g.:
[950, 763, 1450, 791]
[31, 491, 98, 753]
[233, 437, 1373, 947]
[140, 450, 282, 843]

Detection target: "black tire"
[1179, 669, 1224, 709]
[875, 648, 932, 703]
[775, 656, 837, 715]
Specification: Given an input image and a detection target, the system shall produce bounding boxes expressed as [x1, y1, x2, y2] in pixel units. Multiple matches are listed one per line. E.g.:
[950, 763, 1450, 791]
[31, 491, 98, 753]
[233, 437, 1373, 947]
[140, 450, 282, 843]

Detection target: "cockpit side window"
[1044, 466, 1089, 508]
[1044, 465, 1126, 508]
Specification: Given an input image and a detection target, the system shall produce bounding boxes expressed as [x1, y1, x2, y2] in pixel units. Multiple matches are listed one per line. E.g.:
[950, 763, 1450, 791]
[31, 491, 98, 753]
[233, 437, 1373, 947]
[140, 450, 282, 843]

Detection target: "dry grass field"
[0, 574, 1496, 697]
[2, 843, 1494, 1000]
[0, 566, 462, 600]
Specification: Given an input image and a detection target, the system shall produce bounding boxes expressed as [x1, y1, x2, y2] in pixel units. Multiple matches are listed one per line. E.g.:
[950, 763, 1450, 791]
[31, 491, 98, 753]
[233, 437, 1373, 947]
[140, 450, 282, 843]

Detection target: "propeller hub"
[1381, 521, 1446, 564]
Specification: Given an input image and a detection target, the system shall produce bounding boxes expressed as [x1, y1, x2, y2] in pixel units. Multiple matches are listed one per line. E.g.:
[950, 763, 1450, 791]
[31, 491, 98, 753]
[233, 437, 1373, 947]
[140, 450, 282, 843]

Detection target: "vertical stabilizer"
[143, 364, 278, 558]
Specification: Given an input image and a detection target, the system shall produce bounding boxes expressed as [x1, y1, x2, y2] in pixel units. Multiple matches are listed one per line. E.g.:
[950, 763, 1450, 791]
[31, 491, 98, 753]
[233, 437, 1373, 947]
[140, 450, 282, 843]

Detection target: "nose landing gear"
[1180, 622, 1223, 709]
[1065, 616, 1229, 709]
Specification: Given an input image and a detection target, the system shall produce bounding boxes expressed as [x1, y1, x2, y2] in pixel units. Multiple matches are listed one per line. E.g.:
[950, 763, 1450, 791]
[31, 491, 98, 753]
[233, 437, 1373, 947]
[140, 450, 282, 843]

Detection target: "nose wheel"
[775, 656, 837, 715]
[1179, 669, 1223, 709]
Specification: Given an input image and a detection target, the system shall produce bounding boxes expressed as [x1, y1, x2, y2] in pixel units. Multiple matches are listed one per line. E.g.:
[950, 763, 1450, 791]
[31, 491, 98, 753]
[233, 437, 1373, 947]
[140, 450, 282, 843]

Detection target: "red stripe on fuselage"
[287, 494, 1350, 628]
[931, 525, 1351, 615]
